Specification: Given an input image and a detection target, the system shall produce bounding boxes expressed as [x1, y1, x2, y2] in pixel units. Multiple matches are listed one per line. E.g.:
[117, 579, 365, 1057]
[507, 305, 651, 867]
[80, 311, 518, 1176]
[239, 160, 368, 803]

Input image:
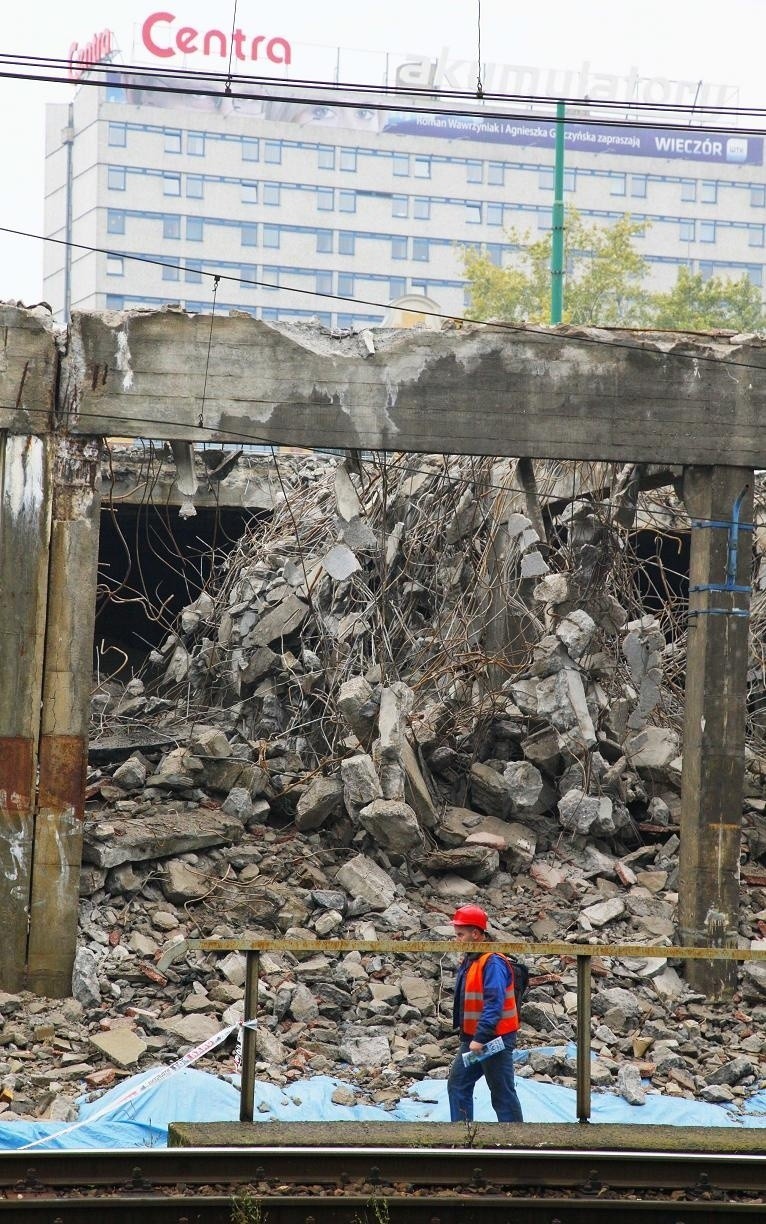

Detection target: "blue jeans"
[447, 1035, 523, 1123]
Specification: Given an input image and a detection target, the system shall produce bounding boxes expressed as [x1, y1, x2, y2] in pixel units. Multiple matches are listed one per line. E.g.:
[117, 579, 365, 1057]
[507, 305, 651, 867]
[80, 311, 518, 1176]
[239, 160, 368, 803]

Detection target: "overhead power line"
[2, 53, 766, 137]
[4, 223, 766, 377]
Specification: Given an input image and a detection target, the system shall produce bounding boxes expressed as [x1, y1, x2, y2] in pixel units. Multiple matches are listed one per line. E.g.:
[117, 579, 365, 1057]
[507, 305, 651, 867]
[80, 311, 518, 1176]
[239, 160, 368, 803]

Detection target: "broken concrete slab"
[82, 809, 243, 868]
[358, 798, 425, 852]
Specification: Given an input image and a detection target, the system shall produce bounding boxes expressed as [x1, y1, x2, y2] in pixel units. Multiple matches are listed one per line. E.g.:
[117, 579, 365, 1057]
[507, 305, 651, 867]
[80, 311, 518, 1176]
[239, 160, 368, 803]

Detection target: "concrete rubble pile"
[1, 454, 765, 1125]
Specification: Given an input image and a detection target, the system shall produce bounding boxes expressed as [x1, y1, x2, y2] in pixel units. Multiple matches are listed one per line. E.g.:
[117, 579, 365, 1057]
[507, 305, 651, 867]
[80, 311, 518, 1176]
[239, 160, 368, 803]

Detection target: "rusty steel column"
[26, 436, 101, 997]
[0, 434, 53, 991]
[678, 465, 754, 996]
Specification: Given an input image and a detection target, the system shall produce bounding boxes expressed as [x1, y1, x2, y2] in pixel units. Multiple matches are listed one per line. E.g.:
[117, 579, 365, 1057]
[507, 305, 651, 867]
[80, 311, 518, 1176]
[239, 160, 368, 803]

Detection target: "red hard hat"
[452, 904, 488, 931]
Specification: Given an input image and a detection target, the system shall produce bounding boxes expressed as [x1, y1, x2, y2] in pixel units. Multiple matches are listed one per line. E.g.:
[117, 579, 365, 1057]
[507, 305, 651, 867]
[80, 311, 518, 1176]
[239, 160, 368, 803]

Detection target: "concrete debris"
[616, 1063, 647, 1106]
[4, 452, 761, 1125]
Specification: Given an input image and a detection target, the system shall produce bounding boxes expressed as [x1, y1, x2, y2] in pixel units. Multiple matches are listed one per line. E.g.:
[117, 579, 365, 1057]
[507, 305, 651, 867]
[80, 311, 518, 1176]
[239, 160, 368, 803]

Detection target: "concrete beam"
[51, 310, 766, 466]
[0, 305, 57, 435]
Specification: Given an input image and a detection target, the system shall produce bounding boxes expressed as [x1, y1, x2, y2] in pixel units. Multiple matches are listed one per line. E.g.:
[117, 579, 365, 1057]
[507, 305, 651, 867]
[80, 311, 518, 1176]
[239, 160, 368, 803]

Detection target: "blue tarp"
[0, 1050, 763, 1150]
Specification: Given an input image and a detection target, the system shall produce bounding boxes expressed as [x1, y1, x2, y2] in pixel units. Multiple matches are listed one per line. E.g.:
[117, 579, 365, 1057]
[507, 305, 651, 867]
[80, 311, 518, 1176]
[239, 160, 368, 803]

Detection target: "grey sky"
[2, 0, 764, 303]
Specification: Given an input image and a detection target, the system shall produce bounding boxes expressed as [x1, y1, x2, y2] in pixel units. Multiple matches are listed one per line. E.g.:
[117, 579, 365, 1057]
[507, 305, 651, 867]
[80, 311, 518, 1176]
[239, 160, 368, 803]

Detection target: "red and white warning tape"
[19, 1018, 257, 1150]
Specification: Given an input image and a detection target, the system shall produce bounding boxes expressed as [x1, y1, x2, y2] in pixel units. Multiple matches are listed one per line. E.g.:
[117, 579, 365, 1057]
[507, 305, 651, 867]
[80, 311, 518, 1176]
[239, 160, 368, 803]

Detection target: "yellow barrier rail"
[159, 937, 766, 1125]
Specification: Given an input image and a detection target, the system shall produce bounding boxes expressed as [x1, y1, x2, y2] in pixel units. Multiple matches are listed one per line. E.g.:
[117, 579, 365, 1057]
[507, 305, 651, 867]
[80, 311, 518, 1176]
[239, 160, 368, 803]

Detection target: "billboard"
[384, 111, 763, 166]
[103, 73, 763, 167]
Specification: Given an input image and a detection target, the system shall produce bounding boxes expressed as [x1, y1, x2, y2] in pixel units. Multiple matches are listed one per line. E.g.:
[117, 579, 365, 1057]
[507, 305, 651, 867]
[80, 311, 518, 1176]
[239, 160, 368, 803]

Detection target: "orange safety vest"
[462, 952, 519, 1036]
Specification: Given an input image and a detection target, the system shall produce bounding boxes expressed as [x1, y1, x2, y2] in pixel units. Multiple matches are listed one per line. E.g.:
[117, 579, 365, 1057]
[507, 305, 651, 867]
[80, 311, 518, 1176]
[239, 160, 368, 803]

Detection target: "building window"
[701, 180, 718, 204]
[680, 219, 696, 241]
[241, 181, 258, 204]
[263, 225, 280, 249]
[339, 148, 357, 172]
[538, 213, 552, 231]
[338, 272, 354, 296]
[631, 174, 647, 198]
[700, 220, 716, 243]
[242, 138, 259, 162]
[107, 210, 125, 234]
[316, 229, 333, 253]
[539, 168, 554, 190]
[487, 244, 503, 267]
[240, 264, 256, 288]
[338, 231, 355, 255]
[106, 294, 125, 309]
[242, 223, 258, 247]
[487, 203, 503, 226]
[164, 129, 182, 154]
[106, 255, 124, 276]
[487, 161, 504, 186]
[748, 265, 763, 287]
[751, 185, 766, 207]
[263, 183, 280, 206]
[187, 131, 205, 156]
[108, 123, 127, 147]
[681, 179, 697, 202]
[186, 217, 203, 241]
[610, 174, 626, 196]
[413, 197, 431, 220]
[317, 188, 334, 211]
[162, 173, 181, 196]
[392, 195, 408, 218]
[264, 140, 282, 164]
[317, 145, 335, 169]
[393, 153, 409, 176]
[699, 260, 714, 281]
[749, 225, 765, 247]
[161, 258, 180, 282]
[107, 167, 126, 191]
[466, 160, 482, 183]
[390, 276, 406, 298]
[163, 216, 181, 239]
[392, 236, 408, 259]
[186, 175, 204, 199]
[338, 190, 356, 213]
[413, 156, 431, 179]
[185, 260, 203, 283]
[316, 271, 333, 294]
[412, 237, 429, 261]
[262, 268, 279, 288]
[466, 202, 482, 224]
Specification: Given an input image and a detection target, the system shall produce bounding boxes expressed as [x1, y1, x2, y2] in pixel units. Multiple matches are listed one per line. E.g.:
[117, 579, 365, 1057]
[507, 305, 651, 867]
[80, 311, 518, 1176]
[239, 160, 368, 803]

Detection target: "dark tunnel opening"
[95, 502, 258, 677]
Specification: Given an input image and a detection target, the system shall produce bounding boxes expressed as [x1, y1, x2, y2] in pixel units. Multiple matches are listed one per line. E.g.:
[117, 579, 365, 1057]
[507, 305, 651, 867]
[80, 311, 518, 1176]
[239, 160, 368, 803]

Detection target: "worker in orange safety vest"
[447, 904, 524, 1123]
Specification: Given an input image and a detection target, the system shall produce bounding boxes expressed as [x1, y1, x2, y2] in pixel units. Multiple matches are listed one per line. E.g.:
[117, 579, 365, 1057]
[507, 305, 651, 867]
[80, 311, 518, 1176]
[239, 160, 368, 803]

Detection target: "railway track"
[0, 1145, 764, 1222]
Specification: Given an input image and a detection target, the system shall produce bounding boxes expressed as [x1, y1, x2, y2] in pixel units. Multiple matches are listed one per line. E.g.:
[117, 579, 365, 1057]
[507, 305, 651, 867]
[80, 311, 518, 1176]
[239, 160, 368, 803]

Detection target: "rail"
[158, 937, 766, 1125]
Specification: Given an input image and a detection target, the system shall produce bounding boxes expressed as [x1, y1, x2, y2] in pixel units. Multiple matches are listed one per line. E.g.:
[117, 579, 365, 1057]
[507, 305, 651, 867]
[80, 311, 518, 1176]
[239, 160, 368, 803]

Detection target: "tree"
[649, 265, 764, 332]
[461, 209, 651, 326]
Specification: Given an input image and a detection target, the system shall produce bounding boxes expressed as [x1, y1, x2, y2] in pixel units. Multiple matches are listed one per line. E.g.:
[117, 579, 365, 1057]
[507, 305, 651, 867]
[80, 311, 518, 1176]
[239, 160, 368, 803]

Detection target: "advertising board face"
[66, 13, 762, 166]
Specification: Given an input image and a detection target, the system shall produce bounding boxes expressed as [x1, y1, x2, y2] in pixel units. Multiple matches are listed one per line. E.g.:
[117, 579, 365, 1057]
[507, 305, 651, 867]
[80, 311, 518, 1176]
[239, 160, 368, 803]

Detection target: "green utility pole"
[551, 100, 566, 324]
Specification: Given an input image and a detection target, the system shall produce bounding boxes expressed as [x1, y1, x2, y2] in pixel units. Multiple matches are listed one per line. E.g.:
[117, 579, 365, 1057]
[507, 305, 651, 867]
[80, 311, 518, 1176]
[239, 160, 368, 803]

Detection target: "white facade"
[43, 80, 766, 326]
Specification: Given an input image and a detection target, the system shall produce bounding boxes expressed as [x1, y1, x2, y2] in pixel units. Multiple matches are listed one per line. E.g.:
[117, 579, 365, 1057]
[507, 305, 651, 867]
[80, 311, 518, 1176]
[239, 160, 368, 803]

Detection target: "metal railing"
[158, 937, 766, 1124]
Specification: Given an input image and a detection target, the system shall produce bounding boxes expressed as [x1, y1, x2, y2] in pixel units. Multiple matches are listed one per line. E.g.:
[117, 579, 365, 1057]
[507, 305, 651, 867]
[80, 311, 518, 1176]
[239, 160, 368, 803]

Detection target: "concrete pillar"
[678, 465, 753, 996]
[26, 437, 101, 996]
[0, 435, 53, 991]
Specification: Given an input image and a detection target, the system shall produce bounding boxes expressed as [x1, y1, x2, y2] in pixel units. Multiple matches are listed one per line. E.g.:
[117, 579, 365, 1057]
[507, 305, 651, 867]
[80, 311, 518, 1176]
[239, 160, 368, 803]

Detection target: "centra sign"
[68, 29, 114, 81]
[142, 11, 291, 65]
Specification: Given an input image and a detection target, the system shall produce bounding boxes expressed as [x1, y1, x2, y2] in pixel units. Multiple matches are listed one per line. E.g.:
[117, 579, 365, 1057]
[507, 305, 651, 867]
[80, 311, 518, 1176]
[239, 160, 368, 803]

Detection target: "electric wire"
[3, 53, 766, 138]
[1, 50, 764, 123]
[5, 222, 766, 378]
[40, 404, 742, 530]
